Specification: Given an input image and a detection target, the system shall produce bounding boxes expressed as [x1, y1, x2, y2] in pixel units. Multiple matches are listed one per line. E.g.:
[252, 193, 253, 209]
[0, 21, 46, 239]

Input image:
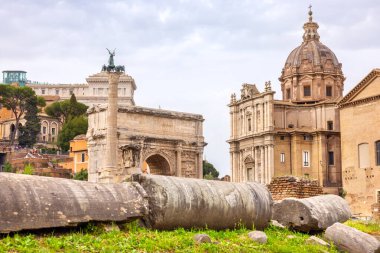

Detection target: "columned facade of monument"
[228, 8, 344, 193]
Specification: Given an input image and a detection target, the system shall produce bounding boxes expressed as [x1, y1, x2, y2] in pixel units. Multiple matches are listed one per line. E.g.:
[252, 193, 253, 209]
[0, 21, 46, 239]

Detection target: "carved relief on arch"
[181, 151, 197, 178]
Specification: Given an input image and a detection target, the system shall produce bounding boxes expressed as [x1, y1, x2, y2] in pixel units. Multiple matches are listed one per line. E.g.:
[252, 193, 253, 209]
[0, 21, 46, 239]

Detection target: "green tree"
[45, 94, 88, 124]
[18, 96, 46, 148]
[0, 85, 39, 145]
[203, 160, 219, 179]
[58, 116, 88, 151]
[73, 169, 88, 181]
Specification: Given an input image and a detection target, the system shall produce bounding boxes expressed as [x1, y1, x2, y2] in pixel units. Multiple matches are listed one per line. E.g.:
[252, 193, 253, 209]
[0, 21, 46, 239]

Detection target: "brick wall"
[268, 176, 324, 201]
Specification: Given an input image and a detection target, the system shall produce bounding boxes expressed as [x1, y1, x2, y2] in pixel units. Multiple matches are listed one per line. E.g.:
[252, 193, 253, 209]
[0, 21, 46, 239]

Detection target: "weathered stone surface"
[248, 231, 267, 244]
[324, 223, 380, 253]
[100, 223, 121, 232]
[272, 195, 351, 232]
[193, 234, 212, 244]
[271, 220, 285, 229]
[134, 174, 273, 230]
[306, 236, 330, 247]
[0, 173, 149, 233]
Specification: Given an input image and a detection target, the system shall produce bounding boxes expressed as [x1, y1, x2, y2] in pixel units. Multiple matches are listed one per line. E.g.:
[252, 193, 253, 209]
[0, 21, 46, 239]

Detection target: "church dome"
[279, 7, 345, 103]
[285, 41, 340, 69]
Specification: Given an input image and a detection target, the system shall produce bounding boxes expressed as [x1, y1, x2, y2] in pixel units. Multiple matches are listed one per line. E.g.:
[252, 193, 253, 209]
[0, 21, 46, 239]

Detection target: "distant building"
[0, 93, 60, 147]
[228, 9, 344, 193]
[28, 71, 136, 107]
[2, 70, 27, 86]
[59, 134, 88, 174]
[339, 69, 380, 217]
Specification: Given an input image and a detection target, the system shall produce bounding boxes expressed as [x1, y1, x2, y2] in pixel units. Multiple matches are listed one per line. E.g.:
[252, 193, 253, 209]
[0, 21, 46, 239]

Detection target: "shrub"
[74, 169, 88, 181]
[3, 162, 13, 172]
[23, 163, 34, 175]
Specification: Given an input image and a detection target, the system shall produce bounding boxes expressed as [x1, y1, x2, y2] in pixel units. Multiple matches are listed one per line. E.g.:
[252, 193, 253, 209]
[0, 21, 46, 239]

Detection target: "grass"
[344, 219, 380, 235]
[0, 220, 377, 253]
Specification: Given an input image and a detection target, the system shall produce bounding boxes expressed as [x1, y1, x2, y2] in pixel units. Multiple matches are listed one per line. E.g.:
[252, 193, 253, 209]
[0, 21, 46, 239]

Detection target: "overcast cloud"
[1, 0, 379, 176]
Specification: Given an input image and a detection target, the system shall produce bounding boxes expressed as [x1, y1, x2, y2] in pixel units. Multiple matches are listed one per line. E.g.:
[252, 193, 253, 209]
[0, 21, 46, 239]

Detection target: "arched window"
[358, 143, 370, 168]
[376, 141, 380, 166]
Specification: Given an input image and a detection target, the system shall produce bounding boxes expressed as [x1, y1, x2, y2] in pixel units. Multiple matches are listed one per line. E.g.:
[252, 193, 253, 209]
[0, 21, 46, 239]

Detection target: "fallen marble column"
[272, 194, 351, 232]
[132, 174, 273, 230]
[0, 173, 149, 233]
[324, 222, 380, 253]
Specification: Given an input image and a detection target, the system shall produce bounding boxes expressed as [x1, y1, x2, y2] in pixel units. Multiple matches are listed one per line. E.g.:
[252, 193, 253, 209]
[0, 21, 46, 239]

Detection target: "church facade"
[228, 9, 344, 193]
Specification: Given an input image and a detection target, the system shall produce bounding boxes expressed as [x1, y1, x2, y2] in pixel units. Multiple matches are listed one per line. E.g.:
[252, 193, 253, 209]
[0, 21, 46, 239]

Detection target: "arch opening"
[143, 154, 171, 176]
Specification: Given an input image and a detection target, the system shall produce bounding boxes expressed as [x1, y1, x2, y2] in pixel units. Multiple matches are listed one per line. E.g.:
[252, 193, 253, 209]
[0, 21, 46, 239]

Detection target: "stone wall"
[268, 176, 323, 201]
[372, 203, 380, 221]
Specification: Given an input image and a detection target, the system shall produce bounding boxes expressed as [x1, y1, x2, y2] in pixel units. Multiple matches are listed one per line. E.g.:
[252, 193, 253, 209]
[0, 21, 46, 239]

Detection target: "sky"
[1, 0, 379, 177]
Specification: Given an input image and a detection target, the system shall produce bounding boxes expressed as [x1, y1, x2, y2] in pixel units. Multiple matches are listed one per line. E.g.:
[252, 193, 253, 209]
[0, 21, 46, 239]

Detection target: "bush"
[3, 162, 13, 173]
[23, 163, 34, 175]
[73, 169, 88, 181]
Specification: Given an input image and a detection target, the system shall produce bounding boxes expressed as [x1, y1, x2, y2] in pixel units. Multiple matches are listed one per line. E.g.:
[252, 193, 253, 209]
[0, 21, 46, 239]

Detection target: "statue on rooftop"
[103, 48, 125, 73]
[106, 48, 116, 67]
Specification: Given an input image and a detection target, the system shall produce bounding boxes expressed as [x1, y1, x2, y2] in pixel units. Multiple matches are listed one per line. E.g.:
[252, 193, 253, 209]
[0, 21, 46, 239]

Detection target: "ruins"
[87, 50, 206, 183]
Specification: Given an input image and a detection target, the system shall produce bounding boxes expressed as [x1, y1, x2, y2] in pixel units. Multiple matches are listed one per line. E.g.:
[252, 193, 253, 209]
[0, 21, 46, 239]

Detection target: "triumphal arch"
[86, 52, 206, 182]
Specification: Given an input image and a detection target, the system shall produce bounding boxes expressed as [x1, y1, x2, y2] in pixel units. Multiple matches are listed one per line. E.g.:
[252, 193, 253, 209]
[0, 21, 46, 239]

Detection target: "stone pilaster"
[254, 147, 258, 182]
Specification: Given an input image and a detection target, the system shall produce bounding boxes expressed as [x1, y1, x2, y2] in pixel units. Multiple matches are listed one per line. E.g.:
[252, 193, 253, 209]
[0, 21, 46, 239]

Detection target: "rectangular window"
[328, 151, 334, 165]
[377, 190, 380, 203]
[248, 118, 252, 132]
[81, 153, 85, 162]
[51, 128, 56, 135]
[326, 86, 332, 97]
[358, 143, 370, 168]
[327, 121, 333, 130]
[280, 136, 285, 140]
[376, 141, 380, 166]
[286, 88, 291, 99]
[69, 89, 74, 95]
[303, 151, 310, 167]
[304, 135, 313, 141]
[42, 126, 46, 134]
[280, 153, 285, 163]
[52, 137, 55, 143]
[41, 89, 45, 95]
[304, 86, 311, 97]
[93, 88, 96, 95]
[55, 89, 59, 95]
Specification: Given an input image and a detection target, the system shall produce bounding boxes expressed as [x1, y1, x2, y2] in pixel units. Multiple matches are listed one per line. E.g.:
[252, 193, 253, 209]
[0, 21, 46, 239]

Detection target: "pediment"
[340, 69, 380, 105]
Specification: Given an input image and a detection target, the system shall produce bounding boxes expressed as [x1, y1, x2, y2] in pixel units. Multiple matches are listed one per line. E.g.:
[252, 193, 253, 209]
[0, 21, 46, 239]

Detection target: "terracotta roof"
[41, 95, 60, 101]
[73, 134, 87, 140]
